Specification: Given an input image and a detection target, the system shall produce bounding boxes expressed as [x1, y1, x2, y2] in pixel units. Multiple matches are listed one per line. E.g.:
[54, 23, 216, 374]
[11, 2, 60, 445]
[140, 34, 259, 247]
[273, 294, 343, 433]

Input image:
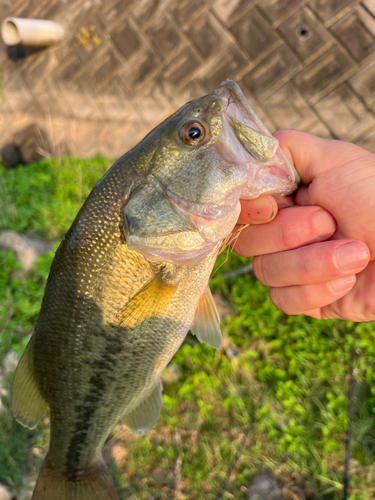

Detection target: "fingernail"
[311, 209, 334, 238]
[329, 275, 355, 292]
[336, 242, 369, 271]
[247, 198, 274, 221]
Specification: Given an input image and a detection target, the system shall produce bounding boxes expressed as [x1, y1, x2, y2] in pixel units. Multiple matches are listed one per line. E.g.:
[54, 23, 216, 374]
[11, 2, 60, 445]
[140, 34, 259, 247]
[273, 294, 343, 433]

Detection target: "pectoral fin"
[12, 341, 49, 429]
[120, 378, 163, 435]
[116, 268, 177, 329]
[191, 286, 222, 350]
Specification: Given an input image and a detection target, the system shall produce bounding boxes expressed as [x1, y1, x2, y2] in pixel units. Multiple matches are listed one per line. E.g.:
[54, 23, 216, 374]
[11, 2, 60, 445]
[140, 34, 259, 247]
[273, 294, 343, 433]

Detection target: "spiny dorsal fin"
[116, 267, 177, 329]
[12, 340, 49, 429]
[120, 378, 163, 435]
[191, 286, 222, 350]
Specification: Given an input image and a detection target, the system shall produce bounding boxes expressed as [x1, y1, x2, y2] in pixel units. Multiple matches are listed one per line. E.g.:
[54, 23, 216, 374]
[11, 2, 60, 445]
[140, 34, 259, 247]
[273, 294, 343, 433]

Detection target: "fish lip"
[216, 79, 261, 122]
[214, 81, 278, 162]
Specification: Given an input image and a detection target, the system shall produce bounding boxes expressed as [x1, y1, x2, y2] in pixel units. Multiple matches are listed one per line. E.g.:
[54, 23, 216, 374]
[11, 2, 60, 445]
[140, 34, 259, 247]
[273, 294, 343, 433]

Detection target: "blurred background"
[0, 0, 375, 162]
[1, 1, 375, 500]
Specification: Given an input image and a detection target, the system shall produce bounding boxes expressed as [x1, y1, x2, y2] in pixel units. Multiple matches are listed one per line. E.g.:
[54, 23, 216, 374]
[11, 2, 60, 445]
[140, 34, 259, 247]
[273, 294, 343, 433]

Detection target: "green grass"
[0, 157, 375, 499]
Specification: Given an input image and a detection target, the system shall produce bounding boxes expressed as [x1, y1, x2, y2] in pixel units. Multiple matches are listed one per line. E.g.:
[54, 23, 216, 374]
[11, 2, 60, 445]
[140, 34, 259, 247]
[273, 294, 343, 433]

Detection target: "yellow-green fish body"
[12, 80, 298, 500]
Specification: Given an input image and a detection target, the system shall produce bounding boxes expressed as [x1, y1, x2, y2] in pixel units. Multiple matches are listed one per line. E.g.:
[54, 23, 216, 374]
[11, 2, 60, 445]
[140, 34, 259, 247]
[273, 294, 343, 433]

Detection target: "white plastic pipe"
[1, 17, 64, 46]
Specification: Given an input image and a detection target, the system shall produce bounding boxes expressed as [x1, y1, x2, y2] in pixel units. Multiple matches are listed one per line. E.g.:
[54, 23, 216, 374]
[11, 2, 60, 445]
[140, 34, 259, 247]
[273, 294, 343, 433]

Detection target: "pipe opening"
[2, 20, 21, 45]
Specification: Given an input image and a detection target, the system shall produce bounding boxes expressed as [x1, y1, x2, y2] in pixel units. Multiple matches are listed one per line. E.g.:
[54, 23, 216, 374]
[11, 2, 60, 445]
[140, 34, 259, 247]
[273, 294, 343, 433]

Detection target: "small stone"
[108, 443, 127, 468]
[31, 448, 45, 459]
[0, 398, 6, 415]
[0, 143, 22, 169]
[0, 373, 8, 399]
[3, 350, 18, 374]
[0, 387, 9, 398]
[163, 364, 182, 384]
[12, 124, 53, 166]
[0, 231, 50, 271]
[248, 473, 284, 500]
[0, 483, 13, 500]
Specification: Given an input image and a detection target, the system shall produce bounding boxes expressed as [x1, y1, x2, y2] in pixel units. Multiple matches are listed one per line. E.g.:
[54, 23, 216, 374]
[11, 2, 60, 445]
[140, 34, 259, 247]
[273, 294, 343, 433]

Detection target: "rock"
[0, 124, 53, 168]
[248, 473, 284, 500]
[0, 483, 13, 500]
[3, 350, 18, 374]
[13, 124, 52, 167]
[0, 231, 50, 271]
[0, 371, 8, 400]
[0, 143, 22, 169]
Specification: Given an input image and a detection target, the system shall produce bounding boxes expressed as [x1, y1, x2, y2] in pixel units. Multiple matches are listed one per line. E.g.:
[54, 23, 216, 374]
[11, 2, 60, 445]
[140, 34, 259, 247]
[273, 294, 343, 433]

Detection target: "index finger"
[232, 205, 336, 257]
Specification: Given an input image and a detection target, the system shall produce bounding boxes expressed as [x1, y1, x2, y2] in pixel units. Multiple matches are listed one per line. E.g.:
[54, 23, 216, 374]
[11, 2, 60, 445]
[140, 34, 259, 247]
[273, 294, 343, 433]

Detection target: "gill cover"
[123, 176, 212, 265]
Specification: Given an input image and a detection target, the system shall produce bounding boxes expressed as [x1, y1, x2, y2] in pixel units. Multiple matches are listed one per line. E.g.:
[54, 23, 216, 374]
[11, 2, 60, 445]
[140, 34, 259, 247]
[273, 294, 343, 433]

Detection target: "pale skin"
[233, 129, 375, 322]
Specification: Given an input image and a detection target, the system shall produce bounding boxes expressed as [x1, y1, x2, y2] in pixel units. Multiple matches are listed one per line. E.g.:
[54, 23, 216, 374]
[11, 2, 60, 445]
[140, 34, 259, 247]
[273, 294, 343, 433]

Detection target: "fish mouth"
[214, 79, 300, 199]
[228, 115, 279, 162]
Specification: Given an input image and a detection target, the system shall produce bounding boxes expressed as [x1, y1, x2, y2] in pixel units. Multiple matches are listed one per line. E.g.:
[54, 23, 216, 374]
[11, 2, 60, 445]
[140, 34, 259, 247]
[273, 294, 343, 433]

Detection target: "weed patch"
[0, 158, 374, 499]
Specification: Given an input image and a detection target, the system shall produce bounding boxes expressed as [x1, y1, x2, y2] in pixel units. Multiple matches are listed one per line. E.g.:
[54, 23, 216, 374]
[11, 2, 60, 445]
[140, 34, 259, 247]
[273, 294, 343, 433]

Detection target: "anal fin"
[12, 340, 49, 429]
[191, 286, 222, 350]
[120, 378, 163, 435]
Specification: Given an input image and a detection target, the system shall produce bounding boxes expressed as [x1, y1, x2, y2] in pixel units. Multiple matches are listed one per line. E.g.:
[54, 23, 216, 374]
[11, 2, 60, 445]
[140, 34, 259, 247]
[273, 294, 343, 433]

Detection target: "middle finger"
[232, 206, 336, 257]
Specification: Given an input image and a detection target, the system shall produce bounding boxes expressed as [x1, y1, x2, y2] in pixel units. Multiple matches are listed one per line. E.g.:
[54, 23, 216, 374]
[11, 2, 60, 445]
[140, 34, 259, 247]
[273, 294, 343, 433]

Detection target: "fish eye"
[181, 122, 205, 145]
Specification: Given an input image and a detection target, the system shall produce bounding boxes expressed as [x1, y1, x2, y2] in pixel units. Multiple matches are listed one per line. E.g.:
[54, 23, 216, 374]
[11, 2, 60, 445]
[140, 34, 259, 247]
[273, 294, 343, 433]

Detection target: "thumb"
[273, 129, 353, 184]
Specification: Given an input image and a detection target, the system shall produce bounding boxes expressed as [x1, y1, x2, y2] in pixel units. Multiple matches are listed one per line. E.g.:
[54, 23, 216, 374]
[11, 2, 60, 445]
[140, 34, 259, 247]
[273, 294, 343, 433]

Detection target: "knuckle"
[278, 213, 307, 250]
[278, 207, 329, 250]
[231, 236, 246, 257]
[269, 287, 291, 314]
[231, 228, 253, 257]
[279, 222, 295, 250]
[362, 293, 375, 320]
[252, 256, 269, 285]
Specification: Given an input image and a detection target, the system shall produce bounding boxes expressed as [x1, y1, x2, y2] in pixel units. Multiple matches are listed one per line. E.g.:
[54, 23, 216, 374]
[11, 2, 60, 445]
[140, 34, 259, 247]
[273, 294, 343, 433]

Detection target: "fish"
[12, 79, 299, 500]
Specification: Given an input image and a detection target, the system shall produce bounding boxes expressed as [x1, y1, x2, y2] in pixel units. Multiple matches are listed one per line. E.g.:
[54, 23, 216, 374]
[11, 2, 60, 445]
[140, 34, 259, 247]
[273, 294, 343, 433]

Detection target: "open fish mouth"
[228, 116, 279, 162]
[214, 79, 300, 199]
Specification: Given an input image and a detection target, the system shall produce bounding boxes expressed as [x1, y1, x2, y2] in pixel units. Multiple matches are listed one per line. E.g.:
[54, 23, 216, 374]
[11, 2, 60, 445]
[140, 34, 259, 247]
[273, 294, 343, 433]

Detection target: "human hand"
[233, 130, 374, 321]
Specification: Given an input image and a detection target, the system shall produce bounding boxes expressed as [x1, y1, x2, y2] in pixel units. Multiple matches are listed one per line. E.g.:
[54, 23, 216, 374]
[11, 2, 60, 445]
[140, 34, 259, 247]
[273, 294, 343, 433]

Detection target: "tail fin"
[31, 455, 120, 500]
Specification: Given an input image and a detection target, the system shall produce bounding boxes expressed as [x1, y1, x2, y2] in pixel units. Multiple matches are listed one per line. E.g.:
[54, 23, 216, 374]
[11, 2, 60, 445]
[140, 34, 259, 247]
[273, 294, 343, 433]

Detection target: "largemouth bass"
[12, 80, 299, 500]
